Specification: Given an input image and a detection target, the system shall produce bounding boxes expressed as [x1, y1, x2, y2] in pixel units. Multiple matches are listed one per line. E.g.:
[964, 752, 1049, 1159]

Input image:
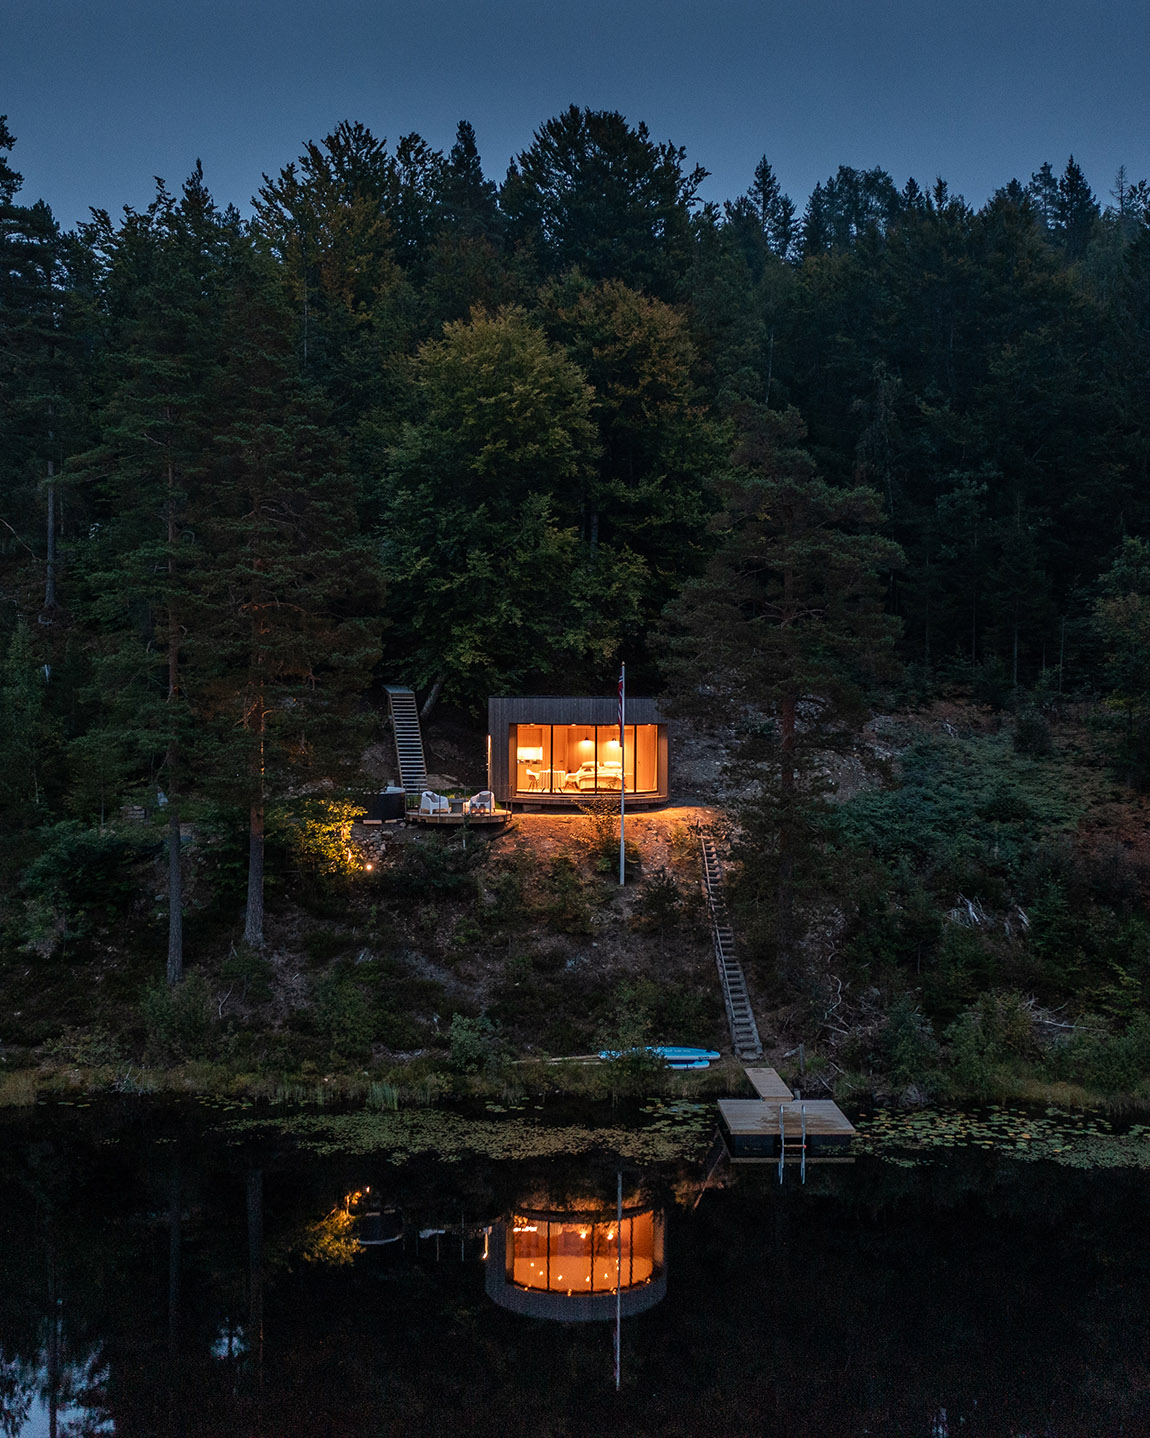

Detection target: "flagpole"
[618, 663, 626, 886]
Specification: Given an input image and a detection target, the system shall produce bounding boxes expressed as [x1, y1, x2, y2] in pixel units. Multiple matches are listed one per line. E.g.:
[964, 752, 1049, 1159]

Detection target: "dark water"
[1, 1100, 1148, 1437]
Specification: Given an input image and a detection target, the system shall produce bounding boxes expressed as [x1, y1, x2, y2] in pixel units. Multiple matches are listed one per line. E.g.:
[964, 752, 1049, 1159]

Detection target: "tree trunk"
[167, 806, 183, 985]
[41, 463, 56, 620]
[244, 794, 265, 948]
[165, 467, 184, 984]
[420, 676, 444, 720]
[244, 698, 266, 947]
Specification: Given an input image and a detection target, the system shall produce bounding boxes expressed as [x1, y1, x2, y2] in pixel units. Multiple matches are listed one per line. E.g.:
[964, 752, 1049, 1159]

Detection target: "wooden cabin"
[487, 695, 669, 807]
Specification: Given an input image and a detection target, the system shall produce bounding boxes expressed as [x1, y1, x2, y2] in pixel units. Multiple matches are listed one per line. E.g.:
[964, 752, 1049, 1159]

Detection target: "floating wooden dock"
[718, 1071, 856, 1169]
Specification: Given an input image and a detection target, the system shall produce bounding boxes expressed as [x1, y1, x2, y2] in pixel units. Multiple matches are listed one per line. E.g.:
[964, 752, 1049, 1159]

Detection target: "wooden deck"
[413, 809, 511, 826]
[744, 1068, 793, 1102]
[719, 1099, 855, 1138]
[719, 1094, 856, 1163]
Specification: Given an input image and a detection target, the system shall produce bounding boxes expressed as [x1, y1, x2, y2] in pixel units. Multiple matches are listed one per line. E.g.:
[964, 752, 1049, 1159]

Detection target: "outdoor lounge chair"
[467, 789, 495, 814]
[419, 790, 450, 815]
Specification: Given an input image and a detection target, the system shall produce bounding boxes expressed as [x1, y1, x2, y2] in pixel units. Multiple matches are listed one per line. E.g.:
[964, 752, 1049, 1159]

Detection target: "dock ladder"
[385, 686, 429, 797]
[699, 837, 763, 1061]
[777, 1102, 808, 1186]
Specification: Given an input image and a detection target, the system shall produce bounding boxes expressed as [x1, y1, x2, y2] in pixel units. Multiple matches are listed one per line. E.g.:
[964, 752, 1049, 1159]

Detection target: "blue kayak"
[598, 1045, 721, 1066]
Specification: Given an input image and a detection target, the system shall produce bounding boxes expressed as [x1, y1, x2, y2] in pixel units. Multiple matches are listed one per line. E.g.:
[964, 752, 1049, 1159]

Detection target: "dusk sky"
[5, 0, 1148, 230]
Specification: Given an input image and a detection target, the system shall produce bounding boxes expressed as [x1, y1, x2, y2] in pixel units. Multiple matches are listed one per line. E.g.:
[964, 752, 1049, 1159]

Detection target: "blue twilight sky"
[4, 0, 1148, 231]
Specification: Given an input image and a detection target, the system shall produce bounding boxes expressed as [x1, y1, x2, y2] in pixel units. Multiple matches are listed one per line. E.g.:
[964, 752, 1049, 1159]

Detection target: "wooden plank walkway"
[699, 837, 763, 1060]
[744, 1067, 793, 1102]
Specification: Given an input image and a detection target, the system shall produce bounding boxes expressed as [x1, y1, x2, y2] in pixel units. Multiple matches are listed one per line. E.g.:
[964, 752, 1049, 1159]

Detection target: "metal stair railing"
[385, 686, 429, 796]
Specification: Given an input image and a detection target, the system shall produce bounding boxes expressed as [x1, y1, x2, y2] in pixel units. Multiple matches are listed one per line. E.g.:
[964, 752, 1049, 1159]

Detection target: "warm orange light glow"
[506, 1210, 660, 1295]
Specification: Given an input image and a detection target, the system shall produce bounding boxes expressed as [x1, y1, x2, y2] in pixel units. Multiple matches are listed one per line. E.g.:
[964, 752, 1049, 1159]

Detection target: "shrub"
[313, 968, 376, 1057]
[42, 1024, 123, 1066]
[20, 820, 151, 955]
[270, 798, 365, 882]
[540, 856, 593, 934]
[448, 1013, 508, 1074]
[220, 945, 274, 1003]
[1013, 708, 1053, 757]
[139, 974, 214, 1062]
[382, 837, 482, 900]
[883, 995, 939, 1086]
[1047, 1013, 1150, 1093]
[945, 990, 1039, 1092]
[631, 869, 683, 933]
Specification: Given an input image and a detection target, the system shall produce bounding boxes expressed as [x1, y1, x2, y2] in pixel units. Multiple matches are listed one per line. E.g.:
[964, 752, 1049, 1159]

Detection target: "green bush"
[540, 856, 593, 934]
[631, 869, 683, 933]
[41, 1023, 123, 1066]
[883, 995, 939, 1086]
[1013, 708, 1053, 757]
[270, 798, 365, 882]
[20, 820, 151, 955]
[313, 968, 376, 1057]
[381, 838, 482, 900]
[448, 1012, 508, 1074]
[220, 944, 274, 1003]
[945, 991, 1039, 1093]
[140, 974, 214, 1062]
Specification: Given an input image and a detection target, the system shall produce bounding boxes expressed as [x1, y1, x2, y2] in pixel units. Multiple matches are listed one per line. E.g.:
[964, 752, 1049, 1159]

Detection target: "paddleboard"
[597, 1045, 721, 1066]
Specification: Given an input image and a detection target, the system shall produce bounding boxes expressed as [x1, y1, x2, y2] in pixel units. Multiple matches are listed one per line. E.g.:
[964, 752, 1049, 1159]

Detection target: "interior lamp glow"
[517, 746, 543, 762]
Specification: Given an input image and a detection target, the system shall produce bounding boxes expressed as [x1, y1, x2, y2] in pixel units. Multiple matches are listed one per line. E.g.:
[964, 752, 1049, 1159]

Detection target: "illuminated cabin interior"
[487, 696, 669, 807]
[485, 1204, 666, 1322]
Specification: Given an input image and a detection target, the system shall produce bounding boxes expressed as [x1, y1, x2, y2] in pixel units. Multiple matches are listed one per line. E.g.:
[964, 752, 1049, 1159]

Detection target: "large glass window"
[507, 1211, 660, 1294]
[514, 724, 551, 793]
[511, 724, 659, 795]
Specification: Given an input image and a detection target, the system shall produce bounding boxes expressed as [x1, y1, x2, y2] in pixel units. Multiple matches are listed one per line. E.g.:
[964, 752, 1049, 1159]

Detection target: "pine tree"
[747, 156, 796, 259]
[188, 257, 379, 947]
[1027, 161, 1059, 231]
[438, 121, 500, 241]
[500, 106, 707, 297]
[663, 408, 902, 976]
[68, 167, 238, 981]
[0, 116, 80, 627]
[1055, 155, 1100, 261]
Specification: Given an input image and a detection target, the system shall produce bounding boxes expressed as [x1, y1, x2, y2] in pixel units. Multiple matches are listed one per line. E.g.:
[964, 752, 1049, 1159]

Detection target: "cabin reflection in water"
[486, 1205, 666, 1322]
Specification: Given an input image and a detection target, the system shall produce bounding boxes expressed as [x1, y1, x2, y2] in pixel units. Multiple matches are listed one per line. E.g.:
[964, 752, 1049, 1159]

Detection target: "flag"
[618, 666, 624, 746]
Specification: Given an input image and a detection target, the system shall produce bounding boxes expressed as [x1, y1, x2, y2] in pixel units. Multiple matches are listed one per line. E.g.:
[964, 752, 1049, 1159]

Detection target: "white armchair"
[467, 789, 495, 814]
[419, 790, 449, 815]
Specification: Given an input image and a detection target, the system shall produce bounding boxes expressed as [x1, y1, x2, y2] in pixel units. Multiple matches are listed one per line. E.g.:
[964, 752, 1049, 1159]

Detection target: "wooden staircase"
[385, 686, 428, 797]
[700, 836, 763, 1061]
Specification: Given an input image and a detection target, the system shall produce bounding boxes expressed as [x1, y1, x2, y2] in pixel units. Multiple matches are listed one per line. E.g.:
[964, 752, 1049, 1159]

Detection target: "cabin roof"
[488, 694, 666, 727]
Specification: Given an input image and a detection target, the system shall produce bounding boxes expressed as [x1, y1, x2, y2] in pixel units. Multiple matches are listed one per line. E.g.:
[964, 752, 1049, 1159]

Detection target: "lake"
[1, 1096, 1148, 1436]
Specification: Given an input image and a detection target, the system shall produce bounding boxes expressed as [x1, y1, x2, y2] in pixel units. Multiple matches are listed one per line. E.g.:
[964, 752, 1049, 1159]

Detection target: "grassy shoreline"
[3, 1052, 1148, 1116]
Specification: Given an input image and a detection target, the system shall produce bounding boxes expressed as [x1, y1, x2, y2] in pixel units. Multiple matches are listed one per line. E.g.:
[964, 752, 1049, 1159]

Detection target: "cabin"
[487, 695, 669, 808]
[485, 1204, 666, 1321]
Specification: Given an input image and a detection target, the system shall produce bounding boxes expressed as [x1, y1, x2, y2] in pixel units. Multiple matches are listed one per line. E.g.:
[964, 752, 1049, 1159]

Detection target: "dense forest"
[4, 106, 1150, 1097]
